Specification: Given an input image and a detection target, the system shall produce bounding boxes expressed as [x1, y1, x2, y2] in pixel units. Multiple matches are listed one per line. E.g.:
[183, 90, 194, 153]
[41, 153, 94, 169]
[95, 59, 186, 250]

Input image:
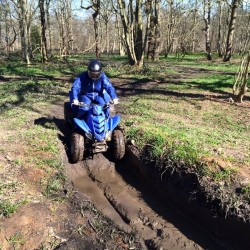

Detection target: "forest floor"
[0, 57, 250, 249]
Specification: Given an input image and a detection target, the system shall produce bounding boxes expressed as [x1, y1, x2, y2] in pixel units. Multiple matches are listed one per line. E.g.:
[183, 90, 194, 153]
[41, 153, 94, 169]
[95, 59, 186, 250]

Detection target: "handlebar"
[72, 100, 115, 108]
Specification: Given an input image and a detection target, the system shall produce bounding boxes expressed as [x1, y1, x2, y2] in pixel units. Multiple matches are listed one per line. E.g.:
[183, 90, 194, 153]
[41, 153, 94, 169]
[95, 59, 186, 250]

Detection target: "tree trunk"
[233, 51, 250, 102]
[105, 21, 109, 53]
[81, 0, 101, 59]
[134, 0, 143, 64]
[217, 0, 223, 57]
[45, 0, 52, 56]
[66, 0, 73, 53]
[55, 5, 65, 58]
[147, 0, 161, 61]
[203, 0, 212, 60]
[39, 0, 48, 62]
[117, 0, 137, 65]
[241, 13, 250, 54]
[18, 0, 31, 64]
[92, 1, 100, 58]
[153, 0, 160, 61]
[3, 3, 11, 56]
[165, 0, 175, 58]
[223, 0, 241, 62]
[192, 0, 198, 53]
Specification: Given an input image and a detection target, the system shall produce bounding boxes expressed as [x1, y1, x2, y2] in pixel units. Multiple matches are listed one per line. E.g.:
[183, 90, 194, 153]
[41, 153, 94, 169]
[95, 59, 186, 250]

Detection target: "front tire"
[71, 132, 84, 163]
[111, 129, 125, 160]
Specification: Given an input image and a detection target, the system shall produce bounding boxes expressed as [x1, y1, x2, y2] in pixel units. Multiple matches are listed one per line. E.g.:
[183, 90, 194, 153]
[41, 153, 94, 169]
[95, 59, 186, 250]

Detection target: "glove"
[72, 99, 79, 105]
[113, 98, 119, 105]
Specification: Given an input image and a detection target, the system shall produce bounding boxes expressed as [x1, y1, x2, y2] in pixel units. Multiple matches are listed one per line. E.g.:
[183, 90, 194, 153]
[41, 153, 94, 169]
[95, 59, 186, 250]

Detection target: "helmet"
[87, 59, 102, 81]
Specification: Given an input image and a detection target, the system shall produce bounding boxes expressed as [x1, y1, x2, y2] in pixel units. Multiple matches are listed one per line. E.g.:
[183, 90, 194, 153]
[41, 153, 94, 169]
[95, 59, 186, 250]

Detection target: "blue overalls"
[69, 71, 118, 118]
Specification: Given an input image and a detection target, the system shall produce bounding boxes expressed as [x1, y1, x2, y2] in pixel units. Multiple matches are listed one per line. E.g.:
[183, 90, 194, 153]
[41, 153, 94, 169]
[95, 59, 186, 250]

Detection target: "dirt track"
[64, 150, 222, 250]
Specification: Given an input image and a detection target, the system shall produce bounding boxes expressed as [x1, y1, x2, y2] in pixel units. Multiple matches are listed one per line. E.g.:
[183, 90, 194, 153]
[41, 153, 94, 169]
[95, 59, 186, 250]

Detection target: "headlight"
[86, 132, 92, 140]
[105, 131, 112, 141]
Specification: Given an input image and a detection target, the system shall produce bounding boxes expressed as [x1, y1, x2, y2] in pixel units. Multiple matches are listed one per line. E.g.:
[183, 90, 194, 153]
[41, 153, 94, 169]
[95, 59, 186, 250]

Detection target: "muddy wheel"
[111, 129, 125, 160]
[64, 102, 72, 125]
[71, 132, 84, 163]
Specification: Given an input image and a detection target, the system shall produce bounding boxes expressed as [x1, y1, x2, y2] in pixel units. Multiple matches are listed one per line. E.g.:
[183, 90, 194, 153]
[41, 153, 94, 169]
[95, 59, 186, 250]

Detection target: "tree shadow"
[0, 80, 69, 114]
[114, 76, 250, 102]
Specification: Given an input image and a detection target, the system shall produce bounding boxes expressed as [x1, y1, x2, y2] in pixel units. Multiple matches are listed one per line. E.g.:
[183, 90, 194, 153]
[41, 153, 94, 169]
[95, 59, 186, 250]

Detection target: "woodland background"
[0, 0, 250, 66]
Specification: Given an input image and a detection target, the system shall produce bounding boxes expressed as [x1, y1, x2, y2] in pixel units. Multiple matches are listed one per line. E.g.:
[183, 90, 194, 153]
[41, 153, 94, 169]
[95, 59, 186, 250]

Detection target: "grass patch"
[160, 53, 240, 72]
[42, 172, 66, 199]
[6, 232, 25, 248]
[124, 93, 249, 167]
[0, 59, 69, 213]
[0, 199, 27, 218]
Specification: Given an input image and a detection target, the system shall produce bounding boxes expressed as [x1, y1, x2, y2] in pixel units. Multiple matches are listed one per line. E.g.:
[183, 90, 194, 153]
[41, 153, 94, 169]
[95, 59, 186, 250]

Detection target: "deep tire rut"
[68, 153, 219, 250]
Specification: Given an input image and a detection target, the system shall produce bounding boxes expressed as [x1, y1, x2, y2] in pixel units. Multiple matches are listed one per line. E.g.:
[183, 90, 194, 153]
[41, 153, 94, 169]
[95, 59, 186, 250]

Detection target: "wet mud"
[65, 153, 227, 250]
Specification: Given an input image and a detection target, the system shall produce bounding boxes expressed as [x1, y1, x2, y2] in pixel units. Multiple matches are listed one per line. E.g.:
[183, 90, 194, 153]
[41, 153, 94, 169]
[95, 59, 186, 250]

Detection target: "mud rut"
[63, 148, 221, 249]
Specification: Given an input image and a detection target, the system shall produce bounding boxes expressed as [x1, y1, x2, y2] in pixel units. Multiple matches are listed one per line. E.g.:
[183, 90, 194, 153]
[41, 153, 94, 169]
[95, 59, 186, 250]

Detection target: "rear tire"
[111, 130, 125, 160]
[71, 132, 84, 163]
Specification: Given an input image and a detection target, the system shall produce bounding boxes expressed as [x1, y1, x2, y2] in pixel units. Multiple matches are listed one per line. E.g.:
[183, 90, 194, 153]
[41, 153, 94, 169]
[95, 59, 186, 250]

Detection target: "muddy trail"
[65, 154, 217, 250]
[55, 111, 238, 250]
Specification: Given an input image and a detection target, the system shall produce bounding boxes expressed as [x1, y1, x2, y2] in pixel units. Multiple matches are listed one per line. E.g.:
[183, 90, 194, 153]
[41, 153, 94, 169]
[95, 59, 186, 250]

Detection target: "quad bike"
[64, 101, 126, 163]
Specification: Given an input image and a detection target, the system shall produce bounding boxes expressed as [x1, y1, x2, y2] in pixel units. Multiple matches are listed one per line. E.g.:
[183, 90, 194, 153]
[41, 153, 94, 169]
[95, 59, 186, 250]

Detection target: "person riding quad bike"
[64, 59, 125, 163]
[70, 59, 119, 119]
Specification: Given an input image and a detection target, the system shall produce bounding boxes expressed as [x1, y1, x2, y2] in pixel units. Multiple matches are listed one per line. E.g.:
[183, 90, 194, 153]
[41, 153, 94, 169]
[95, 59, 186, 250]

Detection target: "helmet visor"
[88, 70, 101, 81]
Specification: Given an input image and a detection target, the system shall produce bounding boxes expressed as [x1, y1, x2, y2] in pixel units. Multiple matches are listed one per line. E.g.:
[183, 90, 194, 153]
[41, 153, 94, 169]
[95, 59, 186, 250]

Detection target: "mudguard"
[108, 115, 121, 131]
[73, 118, 91, 134]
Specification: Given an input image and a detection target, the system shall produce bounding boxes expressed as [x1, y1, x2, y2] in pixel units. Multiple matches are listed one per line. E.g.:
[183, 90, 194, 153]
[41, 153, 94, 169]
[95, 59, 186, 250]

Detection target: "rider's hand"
[72, 99, 79, 105]
[113, 98, 119, 105]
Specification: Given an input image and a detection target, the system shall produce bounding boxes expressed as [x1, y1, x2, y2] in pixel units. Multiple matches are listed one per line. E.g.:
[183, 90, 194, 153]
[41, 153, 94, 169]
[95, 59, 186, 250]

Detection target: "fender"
[73, 118, 91, 134]
[108, 115, 121, 131]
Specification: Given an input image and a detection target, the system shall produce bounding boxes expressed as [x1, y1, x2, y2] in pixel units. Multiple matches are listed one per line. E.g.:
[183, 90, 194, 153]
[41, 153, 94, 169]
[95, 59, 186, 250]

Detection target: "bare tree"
[116, 0, 151, 66]
[223, 0, 241, 62]
[11, 0, 31, 64]
[81, 0, 101, 58]
[55, 0, 66, 58]
[147, 0, 161, 61]
[115, 11, 125, 55]
[39, 0, 48, 62]
[0, 1, 17, 56]
[192, 0, 199, 53]
[237, 2, 250, 54]
[216, 0, 223, 57]
[45, 0, 52, 55]
[54, 0, 73, 59]
[233, 51, 250, 102]
[164, 0, 175, 58]
[100, 0, 114, 54]
[1, 0, 250, 64]
[241, 12, 250, 54]
[203, 0, 212, 60]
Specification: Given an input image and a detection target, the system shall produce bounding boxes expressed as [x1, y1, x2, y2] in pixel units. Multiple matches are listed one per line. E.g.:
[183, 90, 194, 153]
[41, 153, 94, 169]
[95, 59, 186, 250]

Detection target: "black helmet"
[87, 59, 102, 81]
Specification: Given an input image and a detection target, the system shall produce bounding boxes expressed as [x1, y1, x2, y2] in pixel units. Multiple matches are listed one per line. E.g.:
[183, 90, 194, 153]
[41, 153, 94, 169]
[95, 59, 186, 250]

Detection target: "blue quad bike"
[64, 101, 126, 163]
